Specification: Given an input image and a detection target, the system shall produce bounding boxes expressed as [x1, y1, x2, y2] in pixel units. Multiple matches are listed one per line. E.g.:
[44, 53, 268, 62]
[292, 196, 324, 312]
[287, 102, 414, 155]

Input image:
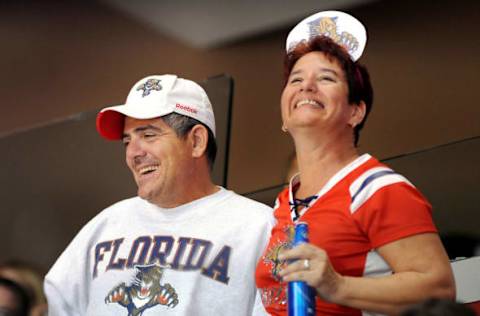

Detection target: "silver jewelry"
[303, 259, 310, 270]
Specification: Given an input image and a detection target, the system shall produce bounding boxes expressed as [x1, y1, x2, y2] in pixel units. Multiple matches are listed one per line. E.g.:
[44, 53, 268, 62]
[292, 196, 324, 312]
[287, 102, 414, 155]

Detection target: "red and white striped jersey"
[255, 154, 437, 316]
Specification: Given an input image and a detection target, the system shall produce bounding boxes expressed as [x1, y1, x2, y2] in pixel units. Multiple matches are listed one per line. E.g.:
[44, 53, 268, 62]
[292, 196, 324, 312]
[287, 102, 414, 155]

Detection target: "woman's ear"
[349, 101, 366, 128]
[190, 125, 209, 158]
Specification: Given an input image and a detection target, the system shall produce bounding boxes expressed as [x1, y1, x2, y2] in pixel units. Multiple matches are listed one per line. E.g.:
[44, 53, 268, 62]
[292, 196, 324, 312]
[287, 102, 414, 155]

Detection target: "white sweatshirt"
[45, 188, 274, 316]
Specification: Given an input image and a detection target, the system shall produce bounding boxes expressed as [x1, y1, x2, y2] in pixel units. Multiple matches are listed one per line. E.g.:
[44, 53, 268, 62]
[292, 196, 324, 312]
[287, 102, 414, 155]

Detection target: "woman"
[255, 11, 455, 316]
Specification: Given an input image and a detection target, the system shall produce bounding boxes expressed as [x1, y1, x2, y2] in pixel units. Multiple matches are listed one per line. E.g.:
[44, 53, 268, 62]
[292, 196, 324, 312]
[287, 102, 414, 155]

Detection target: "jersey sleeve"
[352, 178, 437, 249]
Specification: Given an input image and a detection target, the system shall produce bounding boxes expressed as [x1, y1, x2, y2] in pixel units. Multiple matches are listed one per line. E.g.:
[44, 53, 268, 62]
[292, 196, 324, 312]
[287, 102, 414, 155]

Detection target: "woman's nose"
[300, 76, 317, 92]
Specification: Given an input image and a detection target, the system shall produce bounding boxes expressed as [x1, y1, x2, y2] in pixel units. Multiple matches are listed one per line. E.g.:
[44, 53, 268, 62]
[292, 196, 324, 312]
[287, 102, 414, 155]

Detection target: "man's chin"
[137, 188, 153, 202]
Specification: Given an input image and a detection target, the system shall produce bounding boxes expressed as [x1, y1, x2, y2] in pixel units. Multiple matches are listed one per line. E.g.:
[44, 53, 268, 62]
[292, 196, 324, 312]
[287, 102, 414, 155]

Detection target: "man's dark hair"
[0, 277, 30, 316]
[284, 36, 374, 146]
[162, 113, 217, 170]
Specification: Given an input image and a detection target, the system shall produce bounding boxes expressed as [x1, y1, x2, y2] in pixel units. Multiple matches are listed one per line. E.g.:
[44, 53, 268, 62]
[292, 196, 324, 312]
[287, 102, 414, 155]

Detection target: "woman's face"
[281, 51, 360, 138]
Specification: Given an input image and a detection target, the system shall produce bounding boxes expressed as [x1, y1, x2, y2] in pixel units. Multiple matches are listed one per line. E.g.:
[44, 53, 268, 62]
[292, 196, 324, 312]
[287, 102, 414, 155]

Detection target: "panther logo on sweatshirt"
[105, 264, 178, 315]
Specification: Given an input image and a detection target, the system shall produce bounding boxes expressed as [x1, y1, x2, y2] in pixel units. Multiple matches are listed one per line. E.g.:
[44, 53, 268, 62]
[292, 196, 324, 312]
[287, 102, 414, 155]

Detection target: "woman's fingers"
[279, 258, 311, 276]
[278, 244, 327, 279]
[278, 243, 324, 261]
[280, 268, 310, 282]
[277, 243, 342, 299]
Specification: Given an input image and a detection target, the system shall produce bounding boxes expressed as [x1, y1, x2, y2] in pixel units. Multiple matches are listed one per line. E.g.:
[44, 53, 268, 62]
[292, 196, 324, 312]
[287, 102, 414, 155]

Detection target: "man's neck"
[151, 162, 219, 209]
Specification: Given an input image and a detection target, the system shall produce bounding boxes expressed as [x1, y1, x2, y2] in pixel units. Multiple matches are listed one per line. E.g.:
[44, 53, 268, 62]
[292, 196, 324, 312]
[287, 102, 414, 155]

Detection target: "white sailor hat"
[286, 10, 367, 61]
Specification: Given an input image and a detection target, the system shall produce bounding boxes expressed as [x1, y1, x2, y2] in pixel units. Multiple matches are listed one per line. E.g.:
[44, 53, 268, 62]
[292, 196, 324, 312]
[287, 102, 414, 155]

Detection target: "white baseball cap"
[286, 10, 367, 61]
[96, 74, 216, 140]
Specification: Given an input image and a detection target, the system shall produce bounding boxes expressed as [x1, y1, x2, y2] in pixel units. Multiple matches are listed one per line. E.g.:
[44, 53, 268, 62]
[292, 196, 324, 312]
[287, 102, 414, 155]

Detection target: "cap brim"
[96, 109, 125, 140]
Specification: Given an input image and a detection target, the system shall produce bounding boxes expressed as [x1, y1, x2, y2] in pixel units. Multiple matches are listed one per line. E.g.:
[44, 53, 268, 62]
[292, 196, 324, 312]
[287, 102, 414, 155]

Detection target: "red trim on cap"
[96, 111, 125, 140]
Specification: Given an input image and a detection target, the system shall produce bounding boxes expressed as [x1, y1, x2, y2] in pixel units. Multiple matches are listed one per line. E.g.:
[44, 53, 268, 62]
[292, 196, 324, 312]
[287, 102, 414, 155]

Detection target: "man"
[44, 74, 274, 315]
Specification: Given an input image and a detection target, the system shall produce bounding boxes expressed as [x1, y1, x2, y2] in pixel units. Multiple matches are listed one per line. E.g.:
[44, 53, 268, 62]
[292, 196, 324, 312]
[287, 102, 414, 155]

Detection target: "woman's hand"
[277, 243, 345, 302]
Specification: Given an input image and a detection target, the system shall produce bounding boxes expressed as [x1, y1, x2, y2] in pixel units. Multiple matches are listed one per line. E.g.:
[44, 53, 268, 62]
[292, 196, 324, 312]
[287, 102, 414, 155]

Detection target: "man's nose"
[126, 138, 146, 163]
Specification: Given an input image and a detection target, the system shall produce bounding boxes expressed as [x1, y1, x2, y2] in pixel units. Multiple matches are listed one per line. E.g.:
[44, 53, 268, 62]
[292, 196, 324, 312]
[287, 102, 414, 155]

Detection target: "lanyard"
[289, 195, 318, 222]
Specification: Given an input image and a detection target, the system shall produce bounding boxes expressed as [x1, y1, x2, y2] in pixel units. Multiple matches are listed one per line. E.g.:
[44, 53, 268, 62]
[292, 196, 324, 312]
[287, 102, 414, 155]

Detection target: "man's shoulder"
[222, 189, 273, 215]
[225, 189, 270, 206]
[80, 196, 145, 231]
[100, 196, 145, 214]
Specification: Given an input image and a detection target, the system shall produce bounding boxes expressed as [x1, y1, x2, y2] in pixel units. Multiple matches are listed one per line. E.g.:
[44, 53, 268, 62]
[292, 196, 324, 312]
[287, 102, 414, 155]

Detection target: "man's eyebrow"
[122, 124, 162, 138]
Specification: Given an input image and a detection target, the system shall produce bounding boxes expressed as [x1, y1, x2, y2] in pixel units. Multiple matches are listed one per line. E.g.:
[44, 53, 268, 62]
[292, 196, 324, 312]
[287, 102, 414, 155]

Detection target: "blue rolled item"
[288, 222, 316, 316]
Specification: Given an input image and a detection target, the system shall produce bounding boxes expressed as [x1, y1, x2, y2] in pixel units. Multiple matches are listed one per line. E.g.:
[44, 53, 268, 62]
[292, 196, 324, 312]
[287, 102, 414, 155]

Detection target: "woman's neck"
[293, 135, 359, 199]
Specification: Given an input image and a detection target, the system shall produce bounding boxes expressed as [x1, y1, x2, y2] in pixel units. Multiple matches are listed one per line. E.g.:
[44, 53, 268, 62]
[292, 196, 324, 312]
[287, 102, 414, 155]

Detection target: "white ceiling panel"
[101, 0, 378, 48]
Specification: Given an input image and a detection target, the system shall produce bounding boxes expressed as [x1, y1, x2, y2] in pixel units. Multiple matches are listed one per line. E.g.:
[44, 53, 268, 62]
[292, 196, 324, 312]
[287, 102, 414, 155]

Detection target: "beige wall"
[2, 1, 479, 194]
[1, 0, 479, 269]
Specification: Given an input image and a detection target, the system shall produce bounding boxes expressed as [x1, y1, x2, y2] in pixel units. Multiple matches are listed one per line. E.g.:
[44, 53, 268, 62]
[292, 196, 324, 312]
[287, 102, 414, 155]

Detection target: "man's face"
[122, 117, 193, 207]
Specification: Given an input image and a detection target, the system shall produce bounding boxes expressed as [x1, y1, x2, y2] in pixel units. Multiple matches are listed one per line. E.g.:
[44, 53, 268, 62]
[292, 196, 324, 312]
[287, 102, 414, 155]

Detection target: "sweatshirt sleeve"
[44, 276, 81, 316]
[44, 217, 97, 316]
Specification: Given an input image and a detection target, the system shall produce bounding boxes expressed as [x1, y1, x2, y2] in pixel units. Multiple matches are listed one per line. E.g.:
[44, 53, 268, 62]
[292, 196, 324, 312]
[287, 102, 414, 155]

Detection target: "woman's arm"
[278, 233, 455, 315]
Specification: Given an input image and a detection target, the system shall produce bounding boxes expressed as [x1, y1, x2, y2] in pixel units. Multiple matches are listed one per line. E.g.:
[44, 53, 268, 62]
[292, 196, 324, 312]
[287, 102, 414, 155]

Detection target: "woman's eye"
[290, 77, 302, 83]
[320, 76, 335, 82]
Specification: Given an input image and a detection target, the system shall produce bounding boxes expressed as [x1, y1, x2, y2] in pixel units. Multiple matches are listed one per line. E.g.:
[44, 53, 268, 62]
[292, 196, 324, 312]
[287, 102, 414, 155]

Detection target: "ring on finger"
[303, 259, 310, 270]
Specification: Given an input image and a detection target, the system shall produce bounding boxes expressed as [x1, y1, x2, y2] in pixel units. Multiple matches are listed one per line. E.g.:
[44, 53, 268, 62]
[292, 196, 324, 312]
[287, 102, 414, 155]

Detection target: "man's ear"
[189, 125, 208, 158]
[349, 101, 366, 128]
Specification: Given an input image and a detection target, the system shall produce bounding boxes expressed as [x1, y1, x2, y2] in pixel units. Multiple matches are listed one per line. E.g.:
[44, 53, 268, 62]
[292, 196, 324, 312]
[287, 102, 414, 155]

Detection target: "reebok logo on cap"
[176, 104, 198, 114]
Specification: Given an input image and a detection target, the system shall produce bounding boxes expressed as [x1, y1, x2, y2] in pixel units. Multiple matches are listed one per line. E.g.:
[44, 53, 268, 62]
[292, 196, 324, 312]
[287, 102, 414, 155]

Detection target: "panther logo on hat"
[136, 79, 163, 97]
[308, 17, 359, 56]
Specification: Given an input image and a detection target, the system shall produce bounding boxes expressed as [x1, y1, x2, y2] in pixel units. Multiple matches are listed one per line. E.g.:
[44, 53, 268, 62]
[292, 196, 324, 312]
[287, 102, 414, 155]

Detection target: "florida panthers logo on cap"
[105, 264, 179, 315]
[136, 79, 162, 97]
